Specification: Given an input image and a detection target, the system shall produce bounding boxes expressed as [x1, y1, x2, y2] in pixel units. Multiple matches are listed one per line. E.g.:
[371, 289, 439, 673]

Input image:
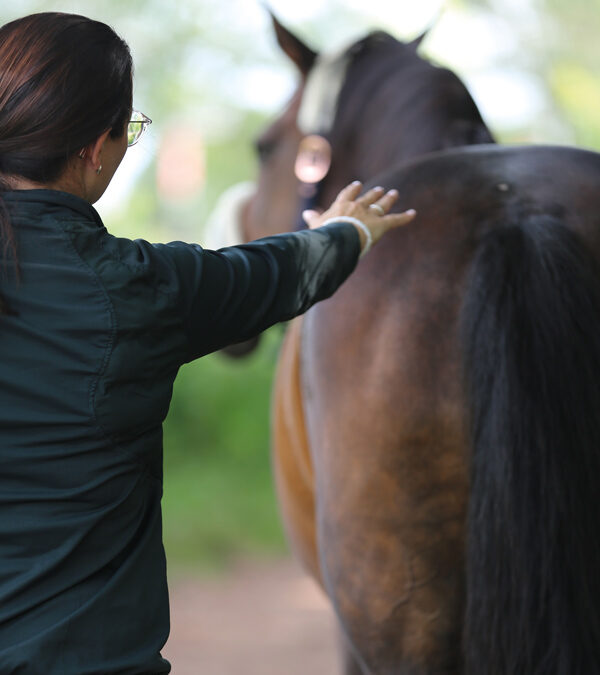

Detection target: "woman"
[0, 12, 415, 674]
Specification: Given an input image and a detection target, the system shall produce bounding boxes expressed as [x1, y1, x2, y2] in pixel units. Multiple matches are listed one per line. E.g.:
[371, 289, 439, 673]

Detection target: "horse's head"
[205, 15, 494, 357]
[205, 14, 494, 251]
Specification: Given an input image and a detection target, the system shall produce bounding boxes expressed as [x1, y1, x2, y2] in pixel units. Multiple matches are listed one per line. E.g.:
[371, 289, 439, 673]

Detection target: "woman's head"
[0, 12, 133, 186]
[0, 12, 134, 315]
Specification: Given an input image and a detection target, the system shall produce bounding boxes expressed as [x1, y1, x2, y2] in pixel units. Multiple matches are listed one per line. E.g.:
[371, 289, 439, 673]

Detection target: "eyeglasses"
[127, 109, 152, 147]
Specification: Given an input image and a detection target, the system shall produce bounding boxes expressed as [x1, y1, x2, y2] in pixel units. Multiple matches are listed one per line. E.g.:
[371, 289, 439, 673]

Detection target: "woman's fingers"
[370, 189, 399, 214]
[314, 180, 416, 246]
[334, 180, 364, 204]
[356, 185, 386, 206]
[333, 182, 402, 215]
[380, 209, 417, 230]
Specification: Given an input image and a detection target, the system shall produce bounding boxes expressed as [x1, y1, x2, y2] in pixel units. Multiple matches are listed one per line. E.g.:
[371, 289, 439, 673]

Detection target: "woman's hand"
[302, 181, 416, 254]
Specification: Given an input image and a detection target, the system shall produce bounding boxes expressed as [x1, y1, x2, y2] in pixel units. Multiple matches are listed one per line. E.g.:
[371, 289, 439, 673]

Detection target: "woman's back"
[0, 190, 174, 673]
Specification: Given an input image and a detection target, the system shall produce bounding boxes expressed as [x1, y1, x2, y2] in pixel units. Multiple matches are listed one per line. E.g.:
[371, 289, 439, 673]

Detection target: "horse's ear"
[409, 11, 442, 52]
[408, 29, 429, 51]
[268, 11, 317, 75]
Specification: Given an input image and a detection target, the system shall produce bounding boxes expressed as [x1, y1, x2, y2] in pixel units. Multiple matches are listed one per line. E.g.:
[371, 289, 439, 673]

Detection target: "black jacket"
[0, 189, 360, 674]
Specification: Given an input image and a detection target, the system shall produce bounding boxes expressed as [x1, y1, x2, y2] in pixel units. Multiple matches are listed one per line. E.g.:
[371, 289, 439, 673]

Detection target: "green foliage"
[549, 63, 600, 149]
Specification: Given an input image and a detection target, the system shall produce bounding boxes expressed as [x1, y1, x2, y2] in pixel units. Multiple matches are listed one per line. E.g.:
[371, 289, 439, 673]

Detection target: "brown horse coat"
[211, 14, 600, 673]
[273, 145, 600, 673]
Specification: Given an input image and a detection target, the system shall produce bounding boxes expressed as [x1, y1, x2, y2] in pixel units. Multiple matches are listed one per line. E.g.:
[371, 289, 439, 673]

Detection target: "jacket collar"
[1, 189, 104, 228]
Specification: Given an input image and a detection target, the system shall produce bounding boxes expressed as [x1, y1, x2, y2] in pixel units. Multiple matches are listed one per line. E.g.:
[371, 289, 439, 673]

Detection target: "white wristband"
[322, 216, 373, 258]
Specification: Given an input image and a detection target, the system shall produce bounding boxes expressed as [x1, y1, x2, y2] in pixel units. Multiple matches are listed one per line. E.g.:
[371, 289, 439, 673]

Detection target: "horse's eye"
[255, 137, 277, 163]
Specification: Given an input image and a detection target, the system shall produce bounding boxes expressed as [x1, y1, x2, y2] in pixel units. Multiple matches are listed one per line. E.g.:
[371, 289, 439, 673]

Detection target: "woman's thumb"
[302, 210, 321, 228]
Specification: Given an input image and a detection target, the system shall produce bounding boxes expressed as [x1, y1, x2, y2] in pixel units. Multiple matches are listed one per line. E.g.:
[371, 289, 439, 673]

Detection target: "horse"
[289, 143, 600, 675]
[207, 17, 600, 674]
[205, 16, 492, 359]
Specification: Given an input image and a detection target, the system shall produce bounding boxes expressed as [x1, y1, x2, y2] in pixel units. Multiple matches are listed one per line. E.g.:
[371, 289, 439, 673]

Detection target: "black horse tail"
[461, 216, 600, 674]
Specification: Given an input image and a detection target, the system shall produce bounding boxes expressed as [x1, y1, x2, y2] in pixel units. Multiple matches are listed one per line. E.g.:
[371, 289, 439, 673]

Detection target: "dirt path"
[163, 557, 341, 674]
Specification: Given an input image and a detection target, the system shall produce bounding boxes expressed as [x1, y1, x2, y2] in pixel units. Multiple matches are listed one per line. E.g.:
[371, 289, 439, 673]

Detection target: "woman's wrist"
[321, 216, 372, 257]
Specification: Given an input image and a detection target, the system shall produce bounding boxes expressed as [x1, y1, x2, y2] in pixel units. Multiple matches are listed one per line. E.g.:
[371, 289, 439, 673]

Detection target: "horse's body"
[210, 18, 600, 674]
[276, 144, 600, 674]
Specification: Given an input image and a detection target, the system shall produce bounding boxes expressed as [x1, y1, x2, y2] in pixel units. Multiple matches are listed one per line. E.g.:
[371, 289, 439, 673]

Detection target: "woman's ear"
[80, 129, 112, 173]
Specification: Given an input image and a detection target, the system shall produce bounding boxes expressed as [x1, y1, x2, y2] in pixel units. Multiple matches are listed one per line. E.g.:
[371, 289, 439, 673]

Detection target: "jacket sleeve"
[153, 221, 360, 361]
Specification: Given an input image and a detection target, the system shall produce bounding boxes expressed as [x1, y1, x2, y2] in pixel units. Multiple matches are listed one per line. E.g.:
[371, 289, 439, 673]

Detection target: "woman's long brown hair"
[0, 12, 133, 314]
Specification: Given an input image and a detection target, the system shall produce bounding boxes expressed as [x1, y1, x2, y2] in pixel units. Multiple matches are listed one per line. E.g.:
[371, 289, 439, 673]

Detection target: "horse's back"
[288, 144, 600, 673]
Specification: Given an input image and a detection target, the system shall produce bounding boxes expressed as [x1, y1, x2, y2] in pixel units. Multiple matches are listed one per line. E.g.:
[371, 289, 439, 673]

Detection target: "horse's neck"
[325, 57, 493, 194]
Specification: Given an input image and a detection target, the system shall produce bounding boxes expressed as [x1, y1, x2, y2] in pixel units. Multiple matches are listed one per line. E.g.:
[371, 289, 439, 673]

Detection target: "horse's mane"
[308, 30, 494, 181]
[298, 31, 415, 137]
[298, 31, 418, 134]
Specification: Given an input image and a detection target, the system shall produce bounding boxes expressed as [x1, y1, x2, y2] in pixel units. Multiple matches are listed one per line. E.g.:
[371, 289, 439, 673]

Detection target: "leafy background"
[1, 0, 597, 574]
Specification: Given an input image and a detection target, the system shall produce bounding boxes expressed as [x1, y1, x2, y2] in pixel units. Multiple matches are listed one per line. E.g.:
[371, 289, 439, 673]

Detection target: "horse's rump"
[294, 144, 600, 673]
